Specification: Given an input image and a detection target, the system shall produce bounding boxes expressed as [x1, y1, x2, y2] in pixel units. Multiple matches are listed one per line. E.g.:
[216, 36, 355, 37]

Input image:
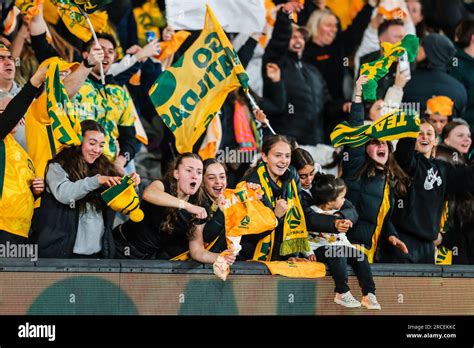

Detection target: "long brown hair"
[356, 140, 410, 197]
[46, 120, 118, 213]
[161, 152, 207, 239]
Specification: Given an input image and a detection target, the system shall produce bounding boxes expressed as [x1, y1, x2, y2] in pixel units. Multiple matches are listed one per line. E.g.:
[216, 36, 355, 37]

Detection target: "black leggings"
[315, 245, 376, 296]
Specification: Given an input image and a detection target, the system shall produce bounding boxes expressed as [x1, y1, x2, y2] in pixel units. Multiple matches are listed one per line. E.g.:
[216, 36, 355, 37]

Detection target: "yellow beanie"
[101, 176, 144, 222]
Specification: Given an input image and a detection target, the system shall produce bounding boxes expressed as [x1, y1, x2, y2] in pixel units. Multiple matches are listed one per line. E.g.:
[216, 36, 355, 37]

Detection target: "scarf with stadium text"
[330, 109, 420, 148]
[254, 162, 310, 260]
[359, 34, 418, 101]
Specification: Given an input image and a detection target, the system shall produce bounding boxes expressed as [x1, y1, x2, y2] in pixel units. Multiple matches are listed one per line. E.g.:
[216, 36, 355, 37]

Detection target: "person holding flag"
[72, 33, 138, 176]
[25, 50, 104, 182]
[332, 75, 415, 264]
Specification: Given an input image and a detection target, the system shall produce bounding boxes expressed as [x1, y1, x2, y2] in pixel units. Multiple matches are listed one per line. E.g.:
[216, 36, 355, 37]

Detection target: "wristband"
[178, 199, 186, 210]
[83, 59, 96, 68]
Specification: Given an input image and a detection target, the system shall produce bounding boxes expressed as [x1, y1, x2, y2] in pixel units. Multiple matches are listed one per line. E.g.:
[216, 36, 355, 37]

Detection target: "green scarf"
[360, 34, 419, 101]
[331, 109, 420, 148]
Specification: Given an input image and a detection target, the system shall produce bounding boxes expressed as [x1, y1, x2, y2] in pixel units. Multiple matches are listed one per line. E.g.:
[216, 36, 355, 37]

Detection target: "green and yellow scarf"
[330, 109, 420, 148]
[360, 34, 419, 101]
[254, 162, 310, 260]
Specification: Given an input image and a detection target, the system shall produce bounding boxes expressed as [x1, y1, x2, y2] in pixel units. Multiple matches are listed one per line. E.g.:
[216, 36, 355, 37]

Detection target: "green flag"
[359, 34, 419, 101]
[73, 0, 112, 14]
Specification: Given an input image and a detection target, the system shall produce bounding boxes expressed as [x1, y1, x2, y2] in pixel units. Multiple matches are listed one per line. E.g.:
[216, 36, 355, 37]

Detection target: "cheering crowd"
[1, 0, 474, 309]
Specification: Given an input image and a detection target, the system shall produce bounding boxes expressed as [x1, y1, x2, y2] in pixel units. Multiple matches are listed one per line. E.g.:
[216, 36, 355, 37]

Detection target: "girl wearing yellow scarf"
[239, 134, 311, 261]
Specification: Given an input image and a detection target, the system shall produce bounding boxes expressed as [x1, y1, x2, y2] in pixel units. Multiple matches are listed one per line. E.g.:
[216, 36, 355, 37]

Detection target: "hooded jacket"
[262, 9, 329, 146]
[403, 34, 467, 117]
[450, 46, 474, 128]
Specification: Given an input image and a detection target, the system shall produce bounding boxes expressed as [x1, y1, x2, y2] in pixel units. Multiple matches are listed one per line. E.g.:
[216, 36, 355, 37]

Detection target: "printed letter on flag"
[149, 5, 249, 154]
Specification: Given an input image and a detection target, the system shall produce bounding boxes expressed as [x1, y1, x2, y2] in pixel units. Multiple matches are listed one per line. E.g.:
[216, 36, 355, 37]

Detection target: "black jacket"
[342, 103, 397, 250]
[302, 4, 373, 101]
[35, 190, 116, 258]
[300, 188, 359, 228]
[403, 66, 467, 118]
[202, 197, 227, 254]
[391, 137, 474, 242]
[0, 82, 39, 139]
[263, 9, 329, 146]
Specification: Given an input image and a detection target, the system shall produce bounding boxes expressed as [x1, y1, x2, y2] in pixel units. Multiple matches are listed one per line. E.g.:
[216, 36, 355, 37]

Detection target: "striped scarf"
[330, 109, 420, 148]
[254, 163, 309, 260]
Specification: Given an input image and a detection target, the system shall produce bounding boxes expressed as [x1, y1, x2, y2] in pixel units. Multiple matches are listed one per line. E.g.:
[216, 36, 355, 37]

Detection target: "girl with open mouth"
[340, 76, 411, 309]
[201, 158, 264, 259]
[113, 153, 234, 265]
[387, 118, 474, 265]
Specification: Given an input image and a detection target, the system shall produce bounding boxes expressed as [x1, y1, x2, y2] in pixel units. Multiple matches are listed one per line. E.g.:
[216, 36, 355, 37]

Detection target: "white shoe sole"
[362, 302, 381, 310]
[334, 298, 361, 308]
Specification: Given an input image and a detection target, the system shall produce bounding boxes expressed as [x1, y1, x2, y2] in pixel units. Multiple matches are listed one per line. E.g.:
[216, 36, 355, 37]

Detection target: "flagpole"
[77, 7, 106, 84]
[245, 92, 276, 135]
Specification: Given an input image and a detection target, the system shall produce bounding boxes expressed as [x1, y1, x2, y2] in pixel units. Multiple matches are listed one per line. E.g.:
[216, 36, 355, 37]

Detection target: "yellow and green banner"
[149, 5, 249, 154]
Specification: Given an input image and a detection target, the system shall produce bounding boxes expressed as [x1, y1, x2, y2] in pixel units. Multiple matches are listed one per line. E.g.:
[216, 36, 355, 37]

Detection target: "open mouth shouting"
[210, 185, 224, 196]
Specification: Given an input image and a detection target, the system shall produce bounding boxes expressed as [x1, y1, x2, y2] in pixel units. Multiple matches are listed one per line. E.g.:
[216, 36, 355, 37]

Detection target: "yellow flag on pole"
[149, 5, 249, 154]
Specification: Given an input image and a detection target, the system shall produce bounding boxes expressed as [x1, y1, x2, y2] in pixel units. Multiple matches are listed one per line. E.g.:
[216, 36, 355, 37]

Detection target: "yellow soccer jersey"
[0, 134, 35, 237]
[73, 78, 134, 161]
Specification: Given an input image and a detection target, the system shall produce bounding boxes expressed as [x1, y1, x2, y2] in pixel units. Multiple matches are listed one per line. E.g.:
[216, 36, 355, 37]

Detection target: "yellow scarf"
[354, 180, 391, 263]
[254, 163, 309, 260]
[436, 201, 452, 265]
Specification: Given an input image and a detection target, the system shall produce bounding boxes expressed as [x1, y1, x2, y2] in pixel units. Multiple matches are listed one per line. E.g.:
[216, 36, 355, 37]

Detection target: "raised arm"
[0, 67, 45, 139]
[142, 180, 208, 219]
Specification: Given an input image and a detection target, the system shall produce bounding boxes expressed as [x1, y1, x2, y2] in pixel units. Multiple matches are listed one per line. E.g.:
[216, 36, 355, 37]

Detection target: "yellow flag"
[260, 261, 326, 278]
[149, 5, 249, 154]
[48, 0, 108, 42]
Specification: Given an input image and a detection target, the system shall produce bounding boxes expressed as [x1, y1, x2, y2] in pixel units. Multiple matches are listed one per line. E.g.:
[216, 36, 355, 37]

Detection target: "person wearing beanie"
[403, 33, 467, 118]
[425, 95, 454, 137]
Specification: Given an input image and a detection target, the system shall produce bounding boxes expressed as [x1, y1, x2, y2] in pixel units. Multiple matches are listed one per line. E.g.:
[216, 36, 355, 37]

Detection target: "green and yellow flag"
[72, 0, 111, 14]
[48, 0, 108, 42]
[15, 0, 44, 22]
[360, 34, 419, 101]
[330, 109, 420, 148]
[44, 58, 83, 147]
[149, 5, 249, 154]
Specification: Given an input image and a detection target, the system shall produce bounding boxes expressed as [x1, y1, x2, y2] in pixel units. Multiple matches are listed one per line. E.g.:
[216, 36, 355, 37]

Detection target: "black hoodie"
[391, 137, 474, 242]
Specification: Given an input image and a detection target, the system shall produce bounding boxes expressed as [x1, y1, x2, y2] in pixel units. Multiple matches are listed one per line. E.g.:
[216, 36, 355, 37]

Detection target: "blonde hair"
[306, 9, 337, 40]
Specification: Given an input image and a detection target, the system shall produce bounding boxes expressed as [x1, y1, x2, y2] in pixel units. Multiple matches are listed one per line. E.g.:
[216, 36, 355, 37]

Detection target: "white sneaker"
[362, 293, 381, 310]
[334, 291, 361, 308]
